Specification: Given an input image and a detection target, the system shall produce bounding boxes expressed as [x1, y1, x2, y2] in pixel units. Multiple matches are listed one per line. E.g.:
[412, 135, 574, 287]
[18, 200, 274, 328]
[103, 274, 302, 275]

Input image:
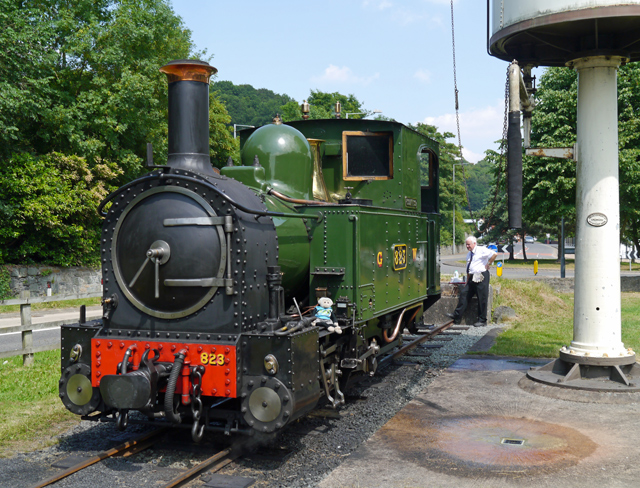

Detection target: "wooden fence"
[0, 291, 102, 365]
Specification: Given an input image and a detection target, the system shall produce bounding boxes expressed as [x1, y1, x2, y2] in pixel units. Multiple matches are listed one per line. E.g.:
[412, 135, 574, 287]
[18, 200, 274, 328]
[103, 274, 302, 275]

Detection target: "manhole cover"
[379, 410, 597, 477]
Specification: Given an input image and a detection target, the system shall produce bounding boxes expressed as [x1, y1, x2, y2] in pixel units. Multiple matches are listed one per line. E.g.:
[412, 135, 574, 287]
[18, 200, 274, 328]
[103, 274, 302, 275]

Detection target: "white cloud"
[462, 148, 484, 164]
[362, 1, 434, 25]
[414, 69, 431, 83]
[362, 0, 393, 10]
[311, 65, 380, 86]
[422, 99, 506, 163]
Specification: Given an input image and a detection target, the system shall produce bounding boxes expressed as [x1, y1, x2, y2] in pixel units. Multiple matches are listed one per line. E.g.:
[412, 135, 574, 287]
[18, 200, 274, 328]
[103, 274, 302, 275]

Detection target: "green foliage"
[211, 81, 294, 127]
[516, 63, 640, 250]
[618, 64, 640, 252]
[464, 158, 493, 212]
[0, 152, 121, 266]
[523, 67, 577, 229]
[0, 1, 239, 265]
[209, 94, 240, 167]
[479, 67, 579, 252]
[0, 0, 200, 181]
[477, 147, 520, 250]
[0, 267, 11, 300]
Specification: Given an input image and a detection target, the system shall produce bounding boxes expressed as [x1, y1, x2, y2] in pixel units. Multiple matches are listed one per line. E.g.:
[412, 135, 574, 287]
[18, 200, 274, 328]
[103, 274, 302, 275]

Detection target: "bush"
[0, 152, 121, 266]
[0, 266, 11, 299]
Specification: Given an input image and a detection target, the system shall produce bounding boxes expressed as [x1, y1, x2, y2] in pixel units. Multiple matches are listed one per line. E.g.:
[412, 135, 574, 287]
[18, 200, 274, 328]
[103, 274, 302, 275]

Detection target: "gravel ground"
[0, 323, 500, 488]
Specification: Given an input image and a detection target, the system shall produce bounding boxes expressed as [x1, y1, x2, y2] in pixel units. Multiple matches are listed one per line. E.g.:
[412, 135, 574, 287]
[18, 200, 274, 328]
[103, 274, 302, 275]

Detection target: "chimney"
[159, 60, 217, 175]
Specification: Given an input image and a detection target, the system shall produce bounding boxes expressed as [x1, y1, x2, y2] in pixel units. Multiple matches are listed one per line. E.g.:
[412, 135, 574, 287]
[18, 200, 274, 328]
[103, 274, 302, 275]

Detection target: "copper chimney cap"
[159, 59, 217, 84]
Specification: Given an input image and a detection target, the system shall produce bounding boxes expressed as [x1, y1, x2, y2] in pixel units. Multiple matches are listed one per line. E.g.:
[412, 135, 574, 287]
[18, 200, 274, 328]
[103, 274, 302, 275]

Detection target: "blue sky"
[170, 0, 531, 163]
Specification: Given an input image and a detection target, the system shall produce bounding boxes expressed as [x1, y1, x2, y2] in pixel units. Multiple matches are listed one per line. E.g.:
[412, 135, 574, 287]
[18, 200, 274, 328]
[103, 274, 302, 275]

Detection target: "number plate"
[393, 244, 407, 270]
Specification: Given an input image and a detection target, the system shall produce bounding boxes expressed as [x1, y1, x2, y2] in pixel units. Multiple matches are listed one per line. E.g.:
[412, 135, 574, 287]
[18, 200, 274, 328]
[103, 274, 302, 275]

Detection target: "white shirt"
[466, 245, 497, 274]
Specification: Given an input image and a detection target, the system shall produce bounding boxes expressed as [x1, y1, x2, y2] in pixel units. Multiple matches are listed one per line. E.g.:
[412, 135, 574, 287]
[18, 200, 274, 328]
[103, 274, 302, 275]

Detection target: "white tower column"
[568, 56, 629, 358]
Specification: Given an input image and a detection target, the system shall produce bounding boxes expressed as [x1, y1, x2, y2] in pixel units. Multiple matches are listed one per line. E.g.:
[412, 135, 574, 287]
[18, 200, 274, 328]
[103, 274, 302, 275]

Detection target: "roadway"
[442, 241, 567, 279]
[443, 240, 640, 279]
[0, 306, 102, 357]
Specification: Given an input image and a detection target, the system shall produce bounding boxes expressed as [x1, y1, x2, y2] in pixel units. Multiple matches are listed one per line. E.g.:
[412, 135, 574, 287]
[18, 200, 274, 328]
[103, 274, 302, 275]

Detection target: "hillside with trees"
[211, 81, 295, 127]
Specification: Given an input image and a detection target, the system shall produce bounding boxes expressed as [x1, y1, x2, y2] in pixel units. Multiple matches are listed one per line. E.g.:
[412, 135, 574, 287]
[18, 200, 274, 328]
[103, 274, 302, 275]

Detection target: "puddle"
[449, 358, 549, 372]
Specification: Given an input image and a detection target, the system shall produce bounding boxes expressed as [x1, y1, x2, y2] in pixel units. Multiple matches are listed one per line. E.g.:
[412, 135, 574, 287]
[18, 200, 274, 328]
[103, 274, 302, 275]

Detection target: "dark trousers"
[454, 271, 490, 323]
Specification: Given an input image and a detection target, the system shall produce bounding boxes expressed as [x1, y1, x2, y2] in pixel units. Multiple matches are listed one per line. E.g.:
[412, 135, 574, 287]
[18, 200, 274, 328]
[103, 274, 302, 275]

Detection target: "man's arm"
[485, 249, 497, 270]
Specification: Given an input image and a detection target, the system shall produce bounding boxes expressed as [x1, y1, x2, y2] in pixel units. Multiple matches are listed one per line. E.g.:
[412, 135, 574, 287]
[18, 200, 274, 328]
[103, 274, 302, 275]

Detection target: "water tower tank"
[490, 0, 640, 66]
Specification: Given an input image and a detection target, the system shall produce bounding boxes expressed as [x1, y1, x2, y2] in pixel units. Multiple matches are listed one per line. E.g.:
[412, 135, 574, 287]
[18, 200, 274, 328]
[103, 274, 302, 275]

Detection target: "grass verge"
[0, 297, 101, 314]
[0, 350, 79, 457]
[481, 279, 640, 357]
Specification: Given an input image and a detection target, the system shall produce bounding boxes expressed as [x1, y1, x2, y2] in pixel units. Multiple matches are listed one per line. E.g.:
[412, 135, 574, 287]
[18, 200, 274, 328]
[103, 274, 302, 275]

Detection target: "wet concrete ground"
[319, 356, 640, 488]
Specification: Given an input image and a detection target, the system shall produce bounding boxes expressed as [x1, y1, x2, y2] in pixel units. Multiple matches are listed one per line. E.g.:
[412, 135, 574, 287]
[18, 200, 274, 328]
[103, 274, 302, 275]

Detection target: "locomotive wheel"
[59, 363, 101, 416]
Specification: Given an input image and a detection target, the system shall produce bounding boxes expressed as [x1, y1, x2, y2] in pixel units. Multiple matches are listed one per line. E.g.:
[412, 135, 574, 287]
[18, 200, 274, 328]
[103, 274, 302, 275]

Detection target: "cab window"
[342, 131, 393, 180]
[419, 146, 436, 188]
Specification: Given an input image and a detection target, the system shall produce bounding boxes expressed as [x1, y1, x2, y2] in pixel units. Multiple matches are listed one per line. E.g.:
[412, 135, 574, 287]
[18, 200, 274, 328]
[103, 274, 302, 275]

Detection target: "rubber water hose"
[164, 350, 187, 424]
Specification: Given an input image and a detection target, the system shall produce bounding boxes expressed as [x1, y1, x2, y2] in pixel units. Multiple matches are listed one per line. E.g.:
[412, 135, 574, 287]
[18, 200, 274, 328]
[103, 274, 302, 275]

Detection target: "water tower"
[489, 1, 640, 394]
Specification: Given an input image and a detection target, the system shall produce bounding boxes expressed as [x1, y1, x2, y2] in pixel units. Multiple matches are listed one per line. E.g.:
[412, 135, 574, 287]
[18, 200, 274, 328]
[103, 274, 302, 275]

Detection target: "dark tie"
[467, 252, 473, 274]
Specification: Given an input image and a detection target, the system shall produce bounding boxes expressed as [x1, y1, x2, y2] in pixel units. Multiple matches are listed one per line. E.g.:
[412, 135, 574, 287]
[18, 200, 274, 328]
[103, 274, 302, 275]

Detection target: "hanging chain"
[450, 0, 474, 221]
[484, 66, 510, 229]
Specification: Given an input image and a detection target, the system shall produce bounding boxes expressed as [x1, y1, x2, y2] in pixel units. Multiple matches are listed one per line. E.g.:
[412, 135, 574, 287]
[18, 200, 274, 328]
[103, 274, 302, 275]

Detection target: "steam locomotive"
[58, 60, 441, 440]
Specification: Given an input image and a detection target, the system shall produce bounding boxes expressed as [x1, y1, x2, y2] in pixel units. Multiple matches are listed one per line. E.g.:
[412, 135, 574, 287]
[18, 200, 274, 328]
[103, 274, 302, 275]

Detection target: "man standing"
[448, 236, 497, 326]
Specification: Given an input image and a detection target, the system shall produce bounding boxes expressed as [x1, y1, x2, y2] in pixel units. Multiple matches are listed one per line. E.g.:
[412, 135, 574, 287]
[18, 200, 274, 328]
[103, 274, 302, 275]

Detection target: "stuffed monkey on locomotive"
[58, 60, 442, 440]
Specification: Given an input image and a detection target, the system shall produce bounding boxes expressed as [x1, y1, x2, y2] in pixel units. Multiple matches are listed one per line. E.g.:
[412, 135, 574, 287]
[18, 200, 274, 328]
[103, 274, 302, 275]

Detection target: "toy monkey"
[312, 297, 342, 334]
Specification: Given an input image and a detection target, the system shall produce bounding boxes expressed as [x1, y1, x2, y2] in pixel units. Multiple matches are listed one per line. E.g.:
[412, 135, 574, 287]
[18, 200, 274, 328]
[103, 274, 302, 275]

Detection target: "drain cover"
[379, 409, 597, 477]
[501, 438, 525, 446]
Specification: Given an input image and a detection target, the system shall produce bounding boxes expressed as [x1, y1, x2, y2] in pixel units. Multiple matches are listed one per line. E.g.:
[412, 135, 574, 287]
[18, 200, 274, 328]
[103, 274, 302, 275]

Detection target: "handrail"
[98, 172, 322, 221]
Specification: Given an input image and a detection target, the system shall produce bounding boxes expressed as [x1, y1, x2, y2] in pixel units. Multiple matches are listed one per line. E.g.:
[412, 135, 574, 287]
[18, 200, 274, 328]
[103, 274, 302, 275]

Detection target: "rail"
[0, 290, 102, 365]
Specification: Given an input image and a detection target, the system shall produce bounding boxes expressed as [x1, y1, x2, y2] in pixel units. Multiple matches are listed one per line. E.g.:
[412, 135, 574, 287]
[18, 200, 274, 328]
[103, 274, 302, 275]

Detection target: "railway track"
[378, 318, 457, 368]
[29, 427, 242, 488]
[28, 320, 456, 488]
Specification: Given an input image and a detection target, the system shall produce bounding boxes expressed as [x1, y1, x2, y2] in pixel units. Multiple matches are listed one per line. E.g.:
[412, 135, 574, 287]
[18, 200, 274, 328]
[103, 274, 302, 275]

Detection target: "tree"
[0, 0, 236, 179]
[477, 147, 520, 258]
[522, 67, 577, 240]
[0, 0, 236, 264]
[464, 159, 493, 212]
[209, 95, 239, 168]
[521, 63, 640, 252]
